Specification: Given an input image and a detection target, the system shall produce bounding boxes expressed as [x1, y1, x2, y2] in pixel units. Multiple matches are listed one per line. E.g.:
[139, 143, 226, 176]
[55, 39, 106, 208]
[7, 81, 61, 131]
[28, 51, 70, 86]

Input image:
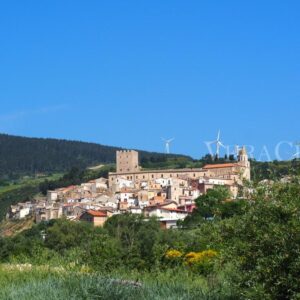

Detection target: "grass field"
[0, 264, 233, 300]
[0, 173, 62, 196]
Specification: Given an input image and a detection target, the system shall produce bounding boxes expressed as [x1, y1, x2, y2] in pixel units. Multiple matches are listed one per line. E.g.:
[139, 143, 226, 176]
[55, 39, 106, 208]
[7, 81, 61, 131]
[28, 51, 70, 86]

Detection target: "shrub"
[184, 250, 218, 275]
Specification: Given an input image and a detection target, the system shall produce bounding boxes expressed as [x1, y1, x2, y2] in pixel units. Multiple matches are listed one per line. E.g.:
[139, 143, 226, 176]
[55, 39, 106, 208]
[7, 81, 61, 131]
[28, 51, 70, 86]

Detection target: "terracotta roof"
[86, 210, 107, 217]
[203, 163, 237, 169]
[160, 200, 177, 206]
[60, 185, 77, 192]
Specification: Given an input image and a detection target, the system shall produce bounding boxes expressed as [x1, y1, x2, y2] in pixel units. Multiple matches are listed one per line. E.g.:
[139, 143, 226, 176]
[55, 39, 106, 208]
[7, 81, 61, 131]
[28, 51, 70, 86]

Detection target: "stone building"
[109, 148, 250, 190]
[79, 210, 108, 227]
[116, 150, 140, 173]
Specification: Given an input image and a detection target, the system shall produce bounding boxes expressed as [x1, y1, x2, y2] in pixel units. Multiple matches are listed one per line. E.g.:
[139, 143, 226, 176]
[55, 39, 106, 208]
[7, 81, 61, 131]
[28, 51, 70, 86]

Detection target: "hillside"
[250, 159, 300, 182]
[0, 133, 191, 180]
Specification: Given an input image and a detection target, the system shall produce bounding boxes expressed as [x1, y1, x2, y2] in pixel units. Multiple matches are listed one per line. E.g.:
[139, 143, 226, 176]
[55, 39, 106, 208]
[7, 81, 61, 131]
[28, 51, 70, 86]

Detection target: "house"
[93, 178, 108, 192]
[7, 202, 34, 220]
[178, 203, 196, 213]
[94, 194, 118, 209]
[128, 206, 143, 214]
[47, 191, 58, 203]
[149, 195, 165, 206]
[144, 201, 188, 229]
[119, 201, 129, 211]
[118, 188, 136, 202]
[110, 177, 134, 193]
[79, 210, 108, 227]
[62, 203, 86, 219]
[35, 204, 63, 223]
[198, 177, 239, 198]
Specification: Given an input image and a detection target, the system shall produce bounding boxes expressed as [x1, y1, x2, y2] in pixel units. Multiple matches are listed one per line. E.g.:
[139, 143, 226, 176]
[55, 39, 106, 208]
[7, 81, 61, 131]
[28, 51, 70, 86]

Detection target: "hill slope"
[0, 133, 191, 179]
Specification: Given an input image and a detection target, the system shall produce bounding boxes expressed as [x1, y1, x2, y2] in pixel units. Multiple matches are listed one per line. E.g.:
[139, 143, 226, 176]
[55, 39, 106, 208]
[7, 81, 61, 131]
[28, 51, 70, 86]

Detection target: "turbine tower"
[162, 138, 175, 154]
[293, 142, 300, 159]
[235, 145, 240, 157]
[211, 130, 225, 158]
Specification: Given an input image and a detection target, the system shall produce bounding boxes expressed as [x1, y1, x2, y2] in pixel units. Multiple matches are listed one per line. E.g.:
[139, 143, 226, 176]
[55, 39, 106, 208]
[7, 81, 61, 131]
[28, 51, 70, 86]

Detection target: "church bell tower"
[238, 146, 251, 181]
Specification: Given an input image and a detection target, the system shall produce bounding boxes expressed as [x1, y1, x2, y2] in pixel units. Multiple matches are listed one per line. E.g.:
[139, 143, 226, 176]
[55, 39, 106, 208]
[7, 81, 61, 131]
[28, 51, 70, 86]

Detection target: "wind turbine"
[292, 142, 300, 159]
[161, 137, 175, 154]
[211, 130, 225, 158]
[235, 145, 240, 157]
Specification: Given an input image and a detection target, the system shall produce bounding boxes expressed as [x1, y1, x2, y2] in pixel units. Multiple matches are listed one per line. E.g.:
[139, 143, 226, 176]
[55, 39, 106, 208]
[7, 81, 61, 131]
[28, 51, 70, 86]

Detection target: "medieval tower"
[116, 150, 140, 173]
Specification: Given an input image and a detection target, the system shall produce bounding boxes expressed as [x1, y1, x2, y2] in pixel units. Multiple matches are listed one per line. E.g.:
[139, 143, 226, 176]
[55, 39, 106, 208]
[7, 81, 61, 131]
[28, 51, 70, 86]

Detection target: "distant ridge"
[0, 133, 191, 179]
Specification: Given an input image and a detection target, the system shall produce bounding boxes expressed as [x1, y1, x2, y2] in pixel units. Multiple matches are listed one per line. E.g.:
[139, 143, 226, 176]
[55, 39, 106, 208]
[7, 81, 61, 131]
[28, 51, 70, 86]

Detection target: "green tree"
[104, 214, 160, 269]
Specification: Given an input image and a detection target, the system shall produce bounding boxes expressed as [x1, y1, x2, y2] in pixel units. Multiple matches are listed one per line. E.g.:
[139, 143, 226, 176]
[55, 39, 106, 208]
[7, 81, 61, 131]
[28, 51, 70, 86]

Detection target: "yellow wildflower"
[165, 249, 183, 260]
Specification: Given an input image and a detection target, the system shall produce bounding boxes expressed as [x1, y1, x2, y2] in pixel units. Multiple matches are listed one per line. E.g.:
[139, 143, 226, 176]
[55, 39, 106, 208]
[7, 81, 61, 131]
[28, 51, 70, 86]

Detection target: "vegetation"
[251, 159, 300, 182]
[182, 186, 249, 227]
[38, 164, 115, 195]
[1, 179, 300, 299]
[0, 266, 230, 300]
[0, 133, 190, 180]
[141, 156, 197, 169]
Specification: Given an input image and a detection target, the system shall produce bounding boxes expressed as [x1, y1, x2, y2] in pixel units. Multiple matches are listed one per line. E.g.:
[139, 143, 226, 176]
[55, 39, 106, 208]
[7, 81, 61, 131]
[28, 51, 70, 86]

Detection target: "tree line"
[0, 133, 190, 180]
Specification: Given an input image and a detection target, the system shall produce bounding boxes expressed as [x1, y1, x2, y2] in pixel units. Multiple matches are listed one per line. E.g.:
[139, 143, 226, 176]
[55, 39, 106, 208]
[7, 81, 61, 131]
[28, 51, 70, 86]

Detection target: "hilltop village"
[7, 147, 250, 228]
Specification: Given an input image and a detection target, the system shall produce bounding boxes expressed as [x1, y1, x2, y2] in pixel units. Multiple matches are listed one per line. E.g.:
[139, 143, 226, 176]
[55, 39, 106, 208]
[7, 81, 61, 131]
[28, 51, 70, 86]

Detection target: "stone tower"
[238, 146, 251, 181]
[116, 150, 140, 173]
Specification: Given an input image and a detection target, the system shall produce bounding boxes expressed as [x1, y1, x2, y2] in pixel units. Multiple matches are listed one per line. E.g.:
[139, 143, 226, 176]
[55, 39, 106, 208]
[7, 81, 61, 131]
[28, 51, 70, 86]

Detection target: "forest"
[0, 133, 190, 180]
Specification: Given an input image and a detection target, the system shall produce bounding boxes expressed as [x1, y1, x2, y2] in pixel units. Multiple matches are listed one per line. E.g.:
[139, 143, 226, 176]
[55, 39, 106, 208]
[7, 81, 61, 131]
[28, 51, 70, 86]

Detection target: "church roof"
[203, 163, 237, 169]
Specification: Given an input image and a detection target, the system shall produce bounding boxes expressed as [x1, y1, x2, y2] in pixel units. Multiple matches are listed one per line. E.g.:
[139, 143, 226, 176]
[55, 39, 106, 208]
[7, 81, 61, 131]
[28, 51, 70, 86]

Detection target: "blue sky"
[0, 1, 299, 160]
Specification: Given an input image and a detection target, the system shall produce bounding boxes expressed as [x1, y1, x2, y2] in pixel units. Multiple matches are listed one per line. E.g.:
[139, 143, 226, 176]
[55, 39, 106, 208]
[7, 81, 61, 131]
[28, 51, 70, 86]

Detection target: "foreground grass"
[0, 264, 234, 300]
